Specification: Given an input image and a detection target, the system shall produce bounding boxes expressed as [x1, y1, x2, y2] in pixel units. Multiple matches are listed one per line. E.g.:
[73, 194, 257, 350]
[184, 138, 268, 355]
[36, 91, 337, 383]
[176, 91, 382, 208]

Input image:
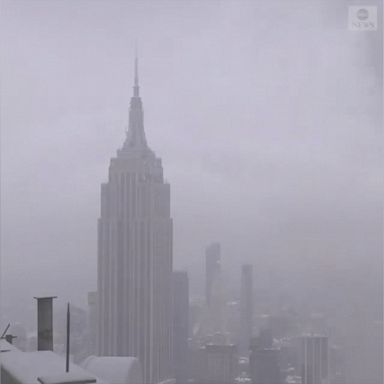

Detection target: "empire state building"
[97, 56, 173, 384]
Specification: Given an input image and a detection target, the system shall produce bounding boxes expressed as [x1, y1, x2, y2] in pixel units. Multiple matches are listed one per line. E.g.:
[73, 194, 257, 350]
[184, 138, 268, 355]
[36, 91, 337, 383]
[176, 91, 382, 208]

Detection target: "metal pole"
[66, 302, 70, 372]
[0, 323, 10, 339]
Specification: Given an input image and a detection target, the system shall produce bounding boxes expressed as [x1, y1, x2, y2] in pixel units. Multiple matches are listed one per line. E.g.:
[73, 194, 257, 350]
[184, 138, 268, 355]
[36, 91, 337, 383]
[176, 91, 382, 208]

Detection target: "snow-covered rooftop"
[0, 341, 107, 384]
[0, 339, 18, 352]
[1, 340, 144, 384]
[37, 373, 97, 384]
[81, 356, 143, 384]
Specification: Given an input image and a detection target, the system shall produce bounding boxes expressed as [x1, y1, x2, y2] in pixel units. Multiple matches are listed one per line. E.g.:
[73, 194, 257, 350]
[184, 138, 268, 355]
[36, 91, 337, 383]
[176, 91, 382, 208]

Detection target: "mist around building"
[0, 1, 382, 384]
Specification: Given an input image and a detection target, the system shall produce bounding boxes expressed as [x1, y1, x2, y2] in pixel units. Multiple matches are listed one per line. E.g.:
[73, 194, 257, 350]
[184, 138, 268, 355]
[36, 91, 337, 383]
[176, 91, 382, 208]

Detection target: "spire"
[133, 44, 139, 97]
[121, 47, 148, 152]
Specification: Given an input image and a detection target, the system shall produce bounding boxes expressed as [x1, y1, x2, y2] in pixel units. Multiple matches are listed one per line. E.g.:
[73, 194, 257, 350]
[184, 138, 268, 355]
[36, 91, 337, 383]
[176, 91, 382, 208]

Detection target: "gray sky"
[0, 0, 381, 336]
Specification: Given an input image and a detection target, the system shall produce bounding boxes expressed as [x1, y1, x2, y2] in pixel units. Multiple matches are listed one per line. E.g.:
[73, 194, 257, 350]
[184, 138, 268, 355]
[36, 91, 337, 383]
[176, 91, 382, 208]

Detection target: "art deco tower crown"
[121, 53, 149, 152]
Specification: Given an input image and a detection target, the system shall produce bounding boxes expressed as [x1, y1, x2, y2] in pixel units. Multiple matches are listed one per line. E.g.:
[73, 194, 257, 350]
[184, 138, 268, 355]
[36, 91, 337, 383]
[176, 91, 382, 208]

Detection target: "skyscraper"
[97, 56, 173, 384]
[300, 335, 329, 384]
[205, 243, 224, 334]
[87, 291, 97, 355]
[250, 329, 282, 384]
[205, 243, 221, 307]
[240, 264, 253, 355]
[172, 271, 189, 384]
[200, 344, 238, 384]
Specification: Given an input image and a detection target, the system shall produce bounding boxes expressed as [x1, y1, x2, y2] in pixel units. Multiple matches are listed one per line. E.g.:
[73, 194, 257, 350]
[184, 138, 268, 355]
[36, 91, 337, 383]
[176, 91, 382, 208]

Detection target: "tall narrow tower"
[97, 55, 173, 384]
[172, 271, 189, 384]
[240, 264, 253, 355]
[205, 243, 224, 334]
[205, 242, 221, 307]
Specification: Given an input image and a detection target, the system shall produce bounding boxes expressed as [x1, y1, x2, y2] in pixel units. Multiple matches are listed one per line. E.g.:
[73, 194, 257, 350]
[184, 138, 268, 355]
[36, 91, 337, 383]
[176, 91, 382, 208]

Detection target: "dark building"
[87, 291, 97, 355]
[250, 329, 282, 384]
[329, 345, 347, 384]
[97, 56, 173, 384]
[173, 271, 189, 384]
[205, 243, 221, 307]
[34, 296, 56, 352]
[300, 335, 328, 384]
[240, 264, 253, 356]
[201, 344, 238, 384]
[266, 314, 298, 340]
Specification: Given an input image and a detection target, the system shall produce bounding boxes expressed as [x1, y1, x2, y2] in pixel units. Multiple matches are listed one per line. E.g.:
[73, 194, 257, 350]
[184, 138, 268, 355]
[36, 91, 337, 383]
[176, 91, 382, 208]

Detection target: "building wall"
[172, 271, 189, 384]
[205, 243, 221, 307]
[240, 264, 253, 355]
[200, 344, 238, 384]
[300, 336, 329, 384]
[250, 348, 282, 384]
[97, 85, 173, 384]
[97, 153, 173, 384]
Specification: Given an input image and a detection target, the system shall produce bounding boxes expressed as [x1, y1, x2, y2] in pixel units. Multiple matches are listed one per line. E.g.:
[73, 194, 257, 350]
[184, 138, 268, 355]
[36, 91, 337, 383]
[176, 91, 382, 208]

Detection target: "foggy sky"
[0, 0, 382, 339]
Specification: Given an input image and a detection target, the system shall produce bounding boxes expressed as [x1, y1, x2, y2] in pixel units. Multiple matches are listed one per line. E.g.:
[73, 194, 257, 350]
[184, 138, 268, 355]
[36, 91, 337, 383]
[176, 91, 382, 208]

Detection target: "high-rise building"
[205, 243, 221, 307]
[97, 56, 173, 384]
[300, 335, 329, 384]
[240, 264, 253, 355]
[172, 271, 189, 384]
[200, 344, 238, 384]
[87, 291, 98, 355]
[249, 329, 282, 384]
[205, 243, 224, 334]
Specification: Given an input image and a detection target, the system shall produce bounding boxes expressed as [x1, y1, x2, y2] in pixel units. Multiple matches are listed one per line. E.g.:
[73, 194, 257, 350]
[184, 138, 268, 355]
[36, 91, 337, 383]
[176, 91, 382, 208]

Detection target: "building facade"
[97, 57, 173, 384]
[88, 291, 98, 355]
[172, 271, 189, 384]
[204, 243, 224, 334]
[249, 330, 282, 384]
[300, 335, 329, 384]
[205, 243, 221, 307]
[240, 264, 253, 355]
[201, 344, 238, 384]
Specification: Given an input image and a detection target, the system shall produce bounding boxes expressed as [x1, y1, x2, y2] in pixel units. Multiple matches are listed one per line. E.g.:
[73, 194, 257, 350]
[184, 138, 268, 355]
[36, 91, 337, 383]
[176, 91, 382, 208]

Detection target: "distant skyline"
[1, 2, 382, 384]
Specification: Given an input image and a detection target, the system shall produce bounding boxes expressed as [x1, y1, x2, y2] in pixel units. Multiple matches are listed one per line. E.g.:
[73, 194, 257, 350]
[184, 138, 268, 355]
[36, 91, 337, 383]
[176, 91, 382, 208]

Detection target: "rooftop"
[0, 340, 107, 384]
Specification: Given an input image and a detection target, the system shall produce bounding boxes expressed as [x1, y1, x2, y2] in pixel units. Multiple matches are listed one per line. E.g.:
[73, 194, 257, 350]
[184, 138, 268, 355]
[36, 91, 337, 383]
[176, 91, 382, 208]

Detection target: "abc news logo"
[348, 6, 378, 31]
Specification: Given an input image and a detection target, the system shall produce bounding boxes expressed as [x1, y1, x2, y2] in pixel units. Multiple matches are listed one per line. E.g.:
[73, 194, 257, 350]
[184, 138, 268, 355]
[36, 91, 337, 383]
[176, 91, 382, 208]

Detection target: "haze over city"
[0, 1, 382, 384]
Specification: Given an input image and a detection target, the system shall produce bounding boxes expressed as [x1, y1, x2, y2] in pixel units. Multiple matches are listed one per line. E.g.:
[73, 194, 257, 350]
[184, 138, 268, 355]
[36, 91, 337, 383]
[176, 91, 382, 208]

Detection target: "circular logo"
[357, 8, 369, 21]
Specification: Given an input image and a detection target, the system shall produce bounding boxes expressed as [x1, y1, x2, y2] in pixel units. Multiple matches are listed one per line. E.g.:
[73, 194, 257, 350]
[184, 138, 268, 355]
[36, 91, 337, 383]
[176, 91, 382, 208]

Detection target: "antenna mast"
[66, 303, 70, 372]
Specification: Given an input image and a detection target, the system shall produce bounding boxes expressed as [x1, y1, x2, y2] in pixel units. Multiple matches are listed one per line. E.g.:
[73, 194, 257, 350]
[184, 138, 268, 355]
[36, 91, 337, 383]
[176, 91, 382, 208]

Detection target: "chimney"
[34, 296, 57, 351]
